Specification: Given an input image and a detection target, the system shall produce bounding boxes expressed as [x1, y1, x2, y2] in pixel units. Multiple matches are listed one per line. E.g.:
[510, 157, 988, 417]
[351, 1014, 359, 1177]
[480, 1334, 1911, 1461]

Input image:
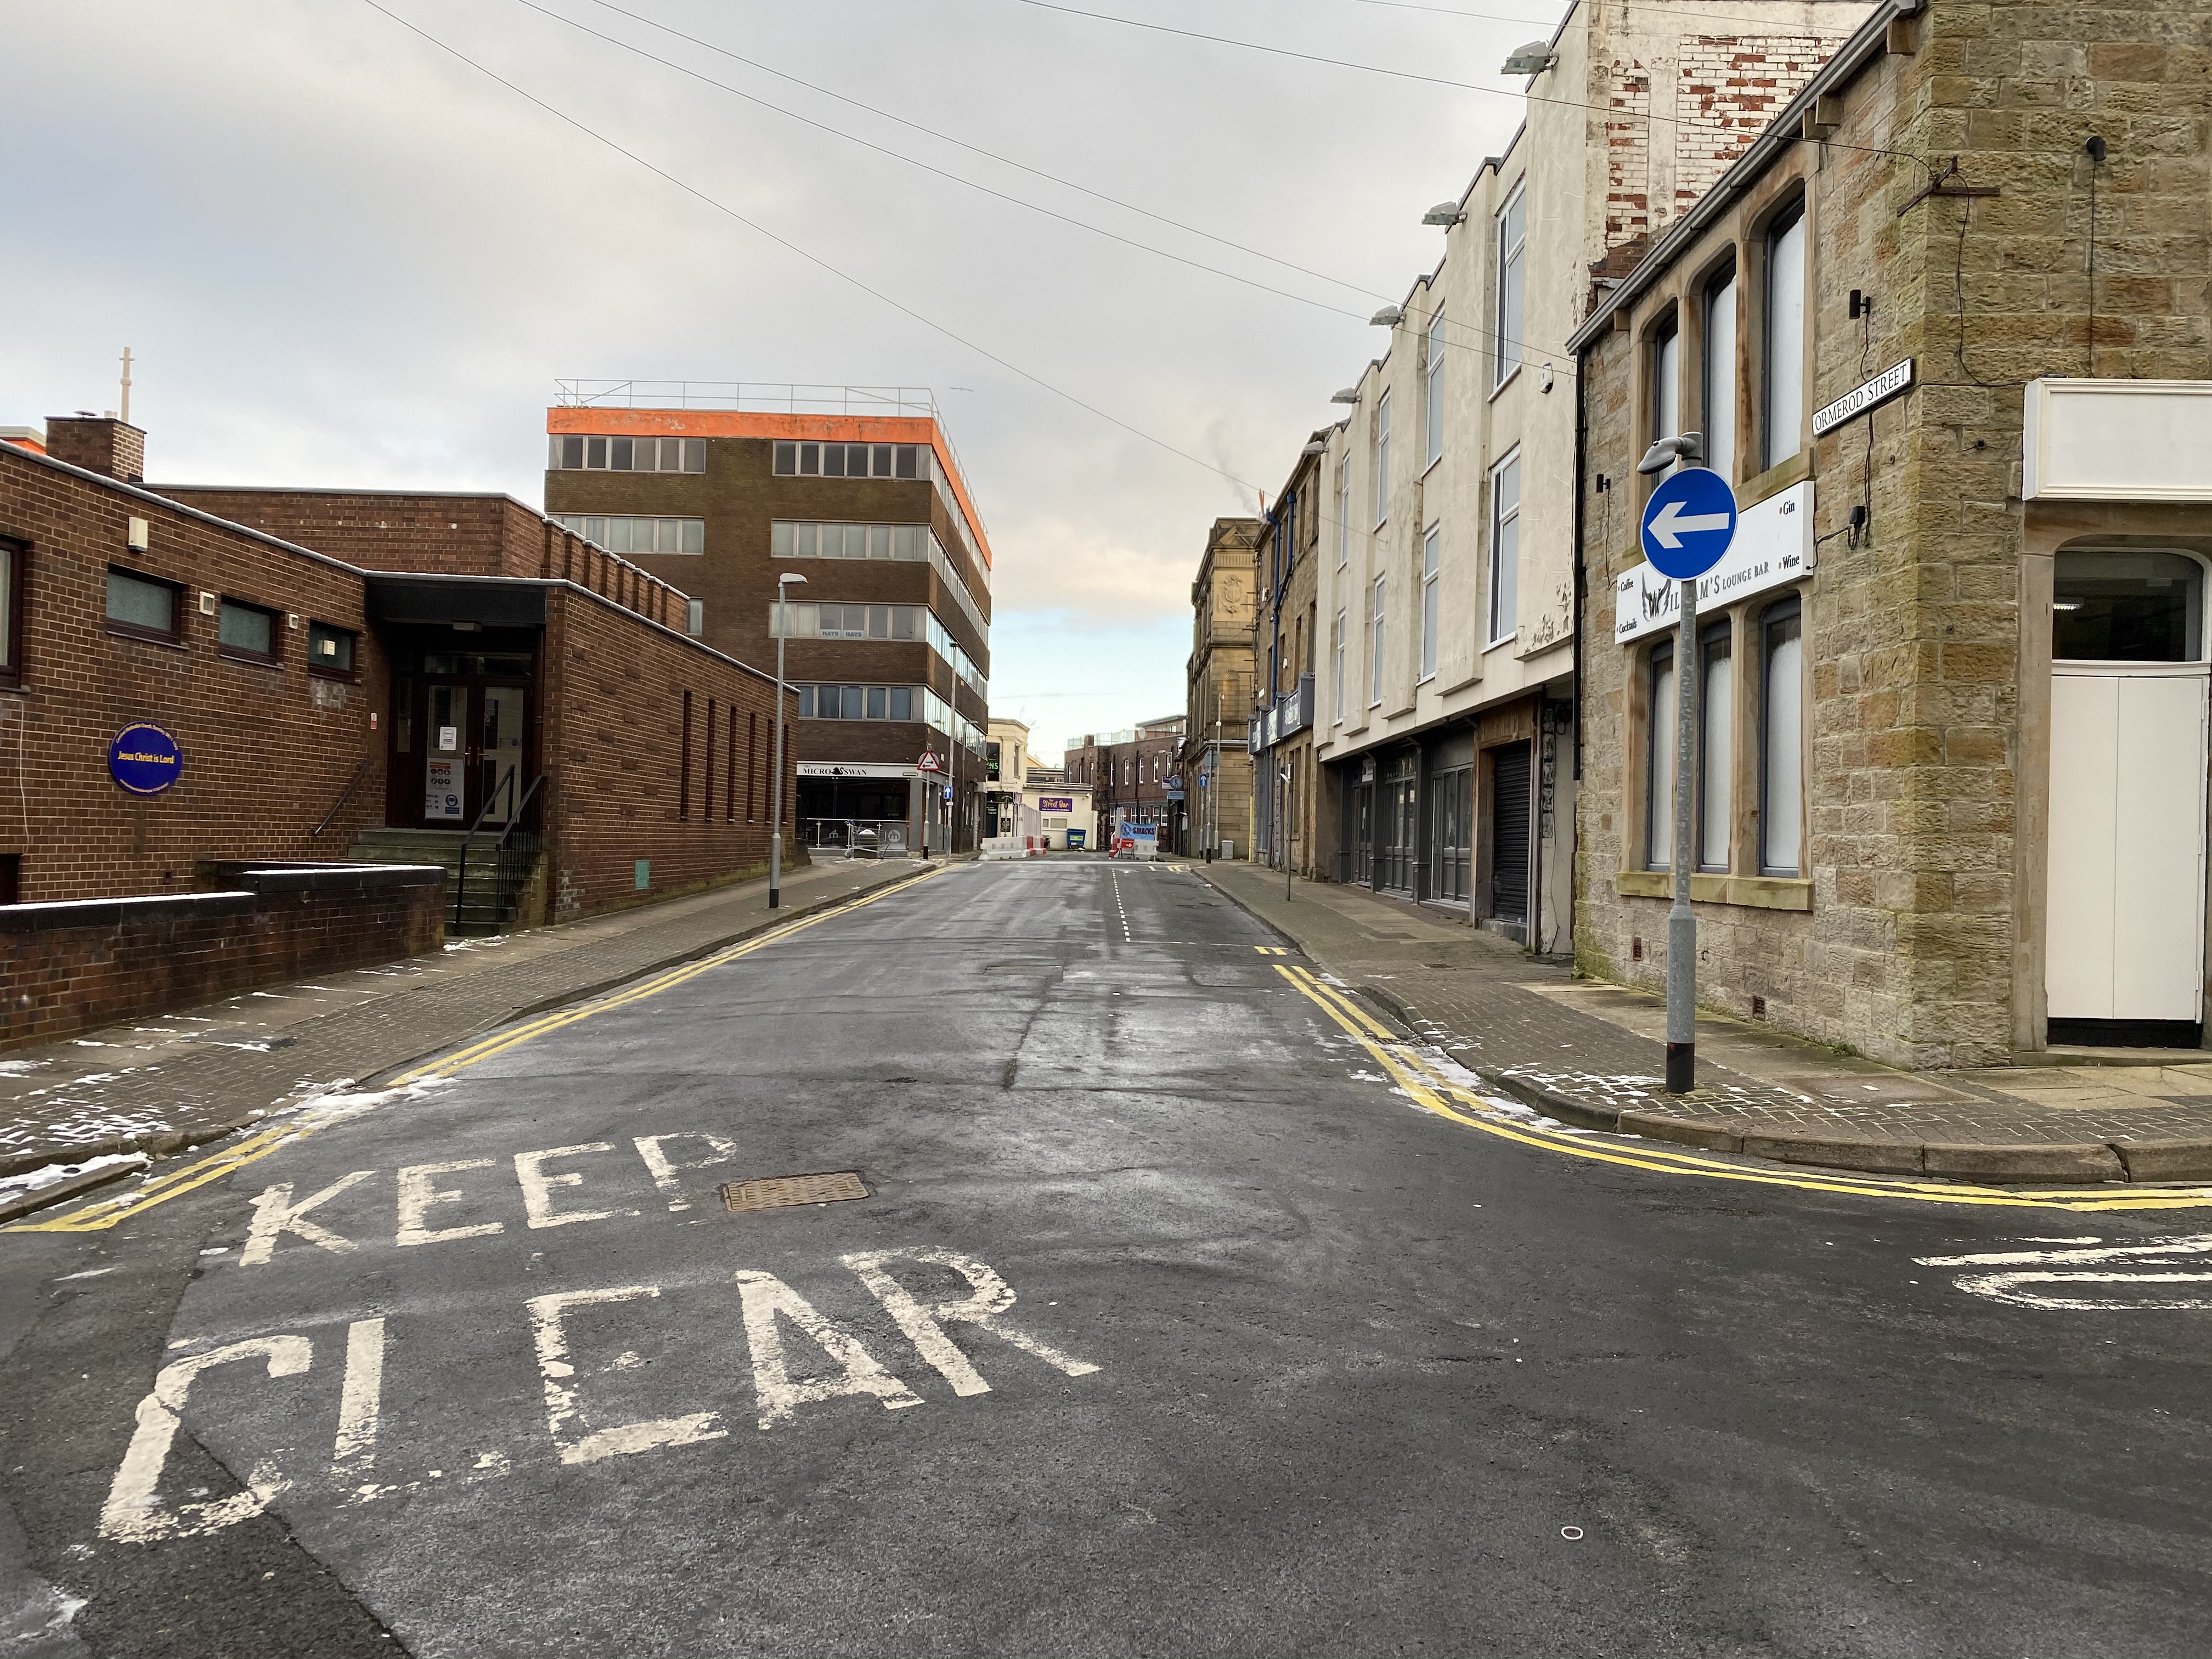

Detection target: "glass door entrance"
[420, 682, 528, 825]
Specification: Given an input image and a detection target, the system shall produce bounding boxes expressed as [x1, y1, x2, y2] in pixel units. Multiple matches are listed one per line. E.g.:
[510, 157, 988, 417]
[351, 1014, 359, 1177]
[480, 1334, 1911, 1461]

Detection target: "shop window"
[1760, 600, 1804, 876]
[1763, 200, 1808, 470]
[218, 597, 279, 664]
[1646, 641, 1677, 870]
[308, 621, 357, 678]
[106, 567, 180, 643]
[0, 537, 21, 689]
[1699, 624, 1733, 872]
[2053, 550, 2205, 662]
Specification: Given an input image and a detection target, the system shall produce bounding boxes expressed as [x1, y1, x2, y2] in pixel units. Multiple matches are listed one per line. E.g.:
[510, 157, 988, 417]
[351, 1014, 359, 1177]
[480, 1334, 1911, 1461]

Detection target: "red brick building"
[541, 388, 992, 855]
[0, 417, 796, 924]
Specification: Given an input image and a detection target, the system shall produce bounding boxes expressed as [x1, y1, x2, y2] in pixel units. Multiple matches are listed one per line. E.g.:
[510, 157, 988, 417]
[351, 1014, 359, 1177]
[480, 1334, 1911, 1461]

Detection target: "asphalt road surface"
[3, 860, 2207, 1657]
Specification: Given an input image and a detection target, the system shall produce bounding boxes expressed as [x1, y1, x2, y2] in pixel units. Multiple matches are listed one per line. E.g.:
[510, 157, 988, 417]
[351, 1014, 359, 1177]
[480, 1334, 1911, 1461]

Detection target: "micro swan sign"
[109, 724, 183, 796]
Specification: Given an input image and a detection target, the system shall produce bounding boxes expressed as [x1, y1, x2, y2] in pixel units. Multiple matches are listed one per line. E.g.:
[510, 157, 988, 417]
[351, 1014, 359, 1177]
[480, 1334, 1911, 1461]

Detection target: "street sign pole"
[1636, 454, 1737, 1094]
[1666, 574, 1699, 1093]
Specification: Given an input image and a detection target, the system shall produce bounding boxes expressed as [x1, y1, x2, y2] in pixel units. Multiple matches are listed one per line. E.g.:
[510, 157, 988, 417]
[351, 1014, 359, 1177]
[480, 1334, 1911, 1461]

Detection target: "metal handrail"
[310, 754, 374, 839]
[453, 772, 548, 932]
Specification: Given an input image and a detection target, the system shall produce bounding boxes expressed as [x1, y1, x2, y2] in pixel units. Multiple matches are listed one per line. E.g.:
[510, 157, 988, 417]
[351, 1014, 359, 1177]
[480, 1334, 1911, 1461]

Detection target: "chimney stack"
[45, 415, 146, 484]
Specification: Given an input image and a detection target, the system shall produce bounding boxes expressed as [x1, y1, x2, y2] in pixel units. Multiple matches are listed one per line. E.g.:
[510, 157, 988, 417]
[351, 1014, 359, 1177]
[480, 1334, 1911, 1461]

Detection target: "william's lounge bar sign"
[1615, 481, 1814, 645]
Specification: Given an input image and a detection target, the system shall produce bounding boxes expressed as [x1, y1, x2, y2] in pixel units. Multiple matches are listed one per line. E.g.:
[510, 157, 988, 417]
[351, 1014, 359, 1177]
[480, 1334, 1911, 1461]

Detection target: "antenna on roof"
[120, 347, 133, 426]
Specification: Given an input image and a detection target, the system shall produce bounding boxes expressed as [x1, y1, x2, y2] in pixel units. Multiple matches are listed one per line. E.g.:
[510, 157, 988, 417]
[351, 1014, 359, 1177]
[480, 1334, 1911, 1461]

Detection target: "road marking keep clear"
[99, 1245, 1099, 1543]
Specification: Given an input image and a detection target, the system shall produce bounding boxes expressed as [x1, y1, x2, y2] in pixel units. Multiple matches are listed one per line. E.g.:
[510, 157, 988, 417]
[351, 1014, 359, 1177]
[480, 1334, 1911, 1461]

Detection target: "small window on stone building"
[1760, 599, 1804, 876]
[1698, 623, 1733, 873]
[1651, 314, 1683, 445]
[1646, 640, 1677, 871]
[2053, 550, 2205, 663]
[218, 598, 279, 663]
[1763, 200, 1808, 470]
[308, 621, 357, 677]
[105, 567, 180, 643]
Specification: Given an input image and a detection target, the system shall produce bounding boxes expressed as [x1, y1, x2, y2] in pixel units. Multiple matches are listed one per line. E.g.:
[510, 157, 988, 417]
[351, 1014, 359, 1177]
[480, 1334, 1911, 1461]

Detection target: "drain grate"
[720, 1171, 869, 1212]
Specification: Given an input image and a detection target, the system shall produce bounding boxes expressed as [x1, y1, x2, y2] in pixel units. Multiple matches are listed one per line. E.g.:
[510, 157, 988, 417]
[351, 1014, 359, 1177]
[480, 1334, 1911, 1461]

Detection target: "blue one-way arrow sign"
[1639, 466, 1739, 579]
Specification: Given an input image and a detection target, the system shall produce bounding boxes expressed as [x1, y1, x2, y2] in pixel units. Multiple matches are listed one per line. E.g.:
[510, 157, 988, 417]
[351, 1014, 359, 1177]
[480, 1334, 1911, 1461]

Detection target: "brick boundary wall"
[0, 862, 444, 1052]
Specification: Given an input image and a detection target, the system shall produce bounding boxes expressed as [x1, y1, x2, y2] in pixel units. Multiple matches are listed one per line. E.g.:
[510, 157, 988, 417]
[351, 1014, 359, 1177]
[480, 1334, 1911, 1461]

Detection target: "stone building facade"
[1183, 517, 1261, 857]
[1303, 0, 1861, 947]
[1249, 445, 1324, 879]
[1570, 0, 2212, 1066]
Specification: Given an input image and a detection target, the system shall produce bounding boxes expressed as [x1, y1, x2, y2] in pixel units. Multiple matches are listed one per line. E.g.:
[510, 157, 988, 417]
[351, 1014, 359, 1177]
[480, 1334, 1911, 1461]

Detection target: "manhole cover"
[721, 1171, 869, 1212]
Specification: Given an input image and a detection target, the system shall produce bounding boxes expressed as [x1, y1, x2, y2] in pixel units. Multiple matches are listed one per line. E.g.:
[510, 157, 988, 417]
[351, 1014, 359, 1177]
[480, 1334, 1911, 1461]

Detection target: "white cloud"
[6, 0, 1544, 728]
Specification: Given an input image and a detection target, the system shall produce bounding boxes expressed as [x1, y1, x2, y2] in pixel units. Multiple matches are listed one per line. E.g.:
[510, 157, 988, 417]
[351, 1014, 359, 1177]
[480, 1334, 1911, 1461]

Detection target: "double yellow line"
[1275, 964, 2212, 1215]
[13, 867, 944, 1234]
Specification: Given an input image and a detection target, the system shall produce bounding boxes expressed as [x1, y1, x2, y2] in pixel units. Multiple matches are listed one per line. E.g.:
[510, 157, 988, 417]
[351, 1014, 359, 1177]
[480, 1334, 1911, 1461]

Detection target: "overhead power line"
[356, 0, 1268, 495]
[512, 0, 1359, 323]
[573, 0, 1380, 305]
[520, 0, 1575, 373]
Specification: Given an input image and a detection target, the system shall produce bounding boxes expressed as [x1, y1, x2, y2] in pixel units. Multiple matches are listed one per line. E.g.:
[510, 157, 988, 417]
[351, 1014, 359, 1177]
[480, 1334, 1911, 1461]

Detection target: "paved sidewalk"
[1195, 860, 2212, 1183]
[0, 855, 935, 1197]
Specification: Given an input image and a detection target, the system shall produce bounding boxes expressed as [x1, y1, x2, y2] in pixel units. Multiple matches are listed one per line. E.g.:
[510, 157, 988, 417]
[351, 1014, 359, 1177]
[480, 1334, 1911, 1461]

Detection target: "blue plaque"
[109, 724, 183, 796]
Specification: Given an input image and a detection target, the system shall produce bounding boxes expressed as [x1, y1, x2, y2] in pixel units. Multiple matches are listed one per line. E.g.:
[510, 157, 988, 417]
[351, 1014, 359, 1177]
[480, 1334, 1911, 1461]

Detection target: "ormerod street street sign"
[1639, 466, 1739, 579]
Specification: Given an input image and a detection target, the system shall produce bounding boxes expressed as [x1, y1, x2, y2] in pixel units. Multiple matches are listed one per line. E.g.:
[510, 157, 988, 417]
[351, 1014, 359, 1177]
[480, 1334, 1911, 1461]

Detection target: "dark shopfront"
[1335, 718, 1535, 939]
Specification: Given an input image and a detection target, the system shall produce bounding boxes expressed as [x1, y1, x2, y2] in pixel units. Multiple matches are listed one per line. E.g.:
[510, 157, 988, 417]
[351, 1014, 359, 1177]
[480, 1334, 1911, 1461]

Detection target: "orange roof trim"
[546, 407, 992, 570]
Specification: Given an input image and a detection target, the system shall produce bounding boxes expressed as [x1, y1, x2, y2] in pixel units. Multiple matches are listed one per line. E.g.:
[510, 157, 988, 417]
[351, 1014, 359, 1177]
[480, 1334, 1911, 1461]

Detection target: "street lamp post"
[768, 571, 807, 909]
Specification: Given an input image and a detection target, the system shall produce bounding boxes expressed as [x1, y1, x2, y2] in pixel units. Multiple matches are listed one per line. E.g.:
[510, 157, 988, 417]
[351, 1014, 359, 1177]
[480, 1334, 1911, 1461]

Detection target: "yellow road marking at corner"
[1274, 966, 2212, 1215]
[10, 867, 949, 1234]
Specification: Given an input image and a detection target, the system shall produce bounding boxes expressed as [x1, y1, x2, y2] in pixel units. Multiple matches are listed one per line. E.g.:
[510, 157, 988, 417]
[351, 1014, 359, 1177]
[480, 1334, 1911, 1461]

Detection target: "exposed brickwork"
[537, 585, 794, 921]
[0, 447, 390, 904]
[1, 450, 798, 925]
[0, 864, 442, 1051]
[160, 489, 689, 634]
[543, 423, 991, 841]
[44, 417, 145, 484]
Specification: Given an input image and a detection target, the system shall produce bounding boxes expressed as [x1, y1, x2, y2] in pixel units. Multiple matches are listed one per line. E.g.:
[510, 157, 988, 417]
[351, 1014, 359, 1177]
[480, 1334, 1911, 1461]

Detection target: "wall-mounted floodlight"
[1502, 41, 1556, 75]
[1423, 202, 1466, 226]
[1329, 388, 1360, 404]
[1369, 304, 1403, 326]
[1301, 440, 1327, 457]
[1635, 432, 1704, 475]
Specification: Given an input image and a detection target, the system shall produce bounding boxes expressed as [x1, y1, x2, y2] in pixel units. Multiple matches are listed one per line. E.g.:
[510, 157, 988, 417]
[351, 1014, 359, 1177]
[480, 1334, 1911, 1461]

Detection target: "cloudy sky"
[6, 0, 1555, 759]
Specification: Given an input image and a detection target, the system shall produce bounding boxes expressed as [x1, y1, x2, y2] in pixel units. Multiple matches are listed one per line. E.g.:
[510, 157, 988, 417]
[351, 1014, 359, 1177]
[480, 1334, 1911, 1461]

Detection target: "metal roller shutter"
[1490, 742, 1531, 923]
